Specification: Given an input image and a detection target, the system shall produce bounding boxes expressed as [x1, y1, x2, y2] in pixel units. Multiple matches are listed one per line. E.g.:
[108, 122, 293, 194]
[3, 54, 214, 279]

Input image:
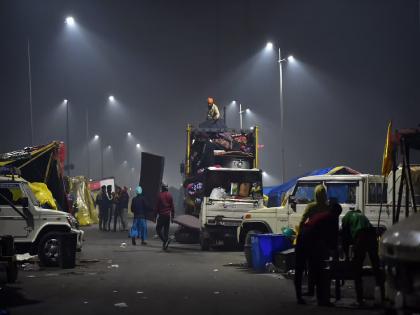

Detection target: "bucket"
[251, 234, 292, 272]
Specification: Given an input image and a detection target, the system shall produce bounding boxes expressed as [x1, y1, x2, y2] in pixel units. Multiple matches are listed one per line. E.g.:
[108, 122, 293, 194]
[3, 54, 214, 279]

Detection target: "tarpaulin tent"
[0, 141, 69, 212]
[267, 166, 360, 207]
[67, 176, 98, 226]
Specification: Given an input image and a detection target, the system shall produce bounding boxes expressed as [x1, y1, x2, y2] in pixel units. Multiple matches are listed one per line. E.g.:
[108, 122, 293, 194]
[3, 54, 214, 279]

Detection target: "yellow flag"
[381, 121, 393, 176]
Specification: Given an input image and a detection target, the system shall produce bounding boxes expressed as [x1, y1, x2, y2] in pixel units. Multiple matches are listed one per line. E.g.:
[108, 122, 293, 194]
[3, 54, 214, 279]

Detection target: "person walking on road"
[106, 185, 114, 231]
[119, 186, 130, 231]
[154, 183, 175, 250]
[130, 186, 148, 245]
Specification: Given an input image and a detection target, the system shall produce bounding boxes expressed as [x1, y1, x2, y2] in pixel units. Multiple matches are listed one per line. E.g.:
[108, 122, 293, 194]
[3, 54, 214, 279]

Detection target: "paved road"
[1, 224, 381, 315]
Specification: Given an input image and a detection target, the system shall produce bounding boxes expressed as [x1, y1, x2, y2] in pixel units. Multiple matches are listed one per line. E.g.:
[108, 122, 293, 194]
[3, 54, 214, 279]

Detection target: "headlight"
[67, 215, 79, 229]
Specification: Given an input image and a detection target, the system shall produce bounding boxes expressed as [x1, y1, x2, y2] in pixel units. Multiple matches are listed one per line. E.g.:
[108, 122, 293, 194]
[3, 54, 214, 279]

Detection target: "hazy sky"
[1, 0, 419, 189]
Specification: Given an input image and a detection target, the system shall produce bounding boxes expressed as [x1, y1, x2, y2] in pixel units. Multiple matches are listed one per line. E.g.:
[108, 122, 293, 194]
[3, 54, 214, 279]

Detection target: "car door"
[0, 182, 29, 238]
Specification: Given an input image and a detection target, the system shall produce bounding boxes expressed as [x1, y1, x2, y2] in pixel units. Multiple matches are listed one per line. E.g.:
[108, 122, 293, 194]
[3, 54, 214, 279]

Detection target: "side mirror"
[288, 195, 296, 212]
[21, 197, 29, 208]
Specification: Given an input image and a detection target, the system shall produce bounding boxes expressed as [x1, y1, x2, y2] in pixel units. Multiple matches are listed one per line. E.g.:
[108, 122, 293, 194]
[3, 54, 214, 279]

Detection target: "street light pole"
[86, 108, 90, 179]
[27, 40, 34, 146]
[65, 99, 71, 176]
[278, 47, 285, 184]
[239, 103, 243, 130]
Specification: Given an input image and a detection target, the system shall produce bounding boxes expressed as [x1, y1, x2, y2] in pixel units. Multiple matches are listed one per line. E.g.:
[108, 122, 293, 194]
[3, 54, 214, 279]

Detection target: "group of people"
[95, 185, 129, 232]
[294, 184, 384, 307]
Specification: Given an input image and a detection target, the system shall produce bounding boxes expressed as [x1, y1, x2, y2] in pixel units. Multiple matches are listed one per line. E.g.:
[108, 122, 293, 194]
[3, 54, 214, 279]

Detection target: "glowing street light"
[65, 16, 75, 27]
[127, 132, 132, 137]
[265, 41, 294, 184]
[94, 134, 99, 140]
[136, 143, 141, 149]
[108, 95, 115, 102]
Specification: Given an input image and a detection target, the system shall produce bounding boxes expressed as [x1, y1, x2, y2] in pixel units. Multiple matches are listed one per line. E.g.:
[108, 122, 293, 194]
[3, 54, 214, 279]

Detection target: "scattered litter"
[108, 264, 119, 269]
[136, 291, 144, 294]
[83, 301, 89, 304]
[120, 243, 127, 248]
[213, 291, 221, 295]
[114, 302, 128, 308]
[213, 269, 219, 272]
[113, 290, 118, 293]
[20, 263, 40, 271]
[107, 259, 113, 264]
[26, 275, 36, 278]
[88, 272, 97, 276]
[16, 253, 37, 261]
[80, 259, 100, 263]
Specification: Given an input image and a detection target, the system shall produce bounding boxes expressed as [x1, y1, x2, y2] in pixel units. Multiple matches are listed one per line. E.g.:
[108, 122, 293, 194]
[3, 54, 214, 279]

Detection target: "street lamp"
[108, 95, 115, 103]
[63, 99, 71, 176]
[127, 132, 132, 137]
[93, 134, 103, 179]
[265, 41, 294, 184]
[65, 16, 75, 27]
[136, 143, 141, 149]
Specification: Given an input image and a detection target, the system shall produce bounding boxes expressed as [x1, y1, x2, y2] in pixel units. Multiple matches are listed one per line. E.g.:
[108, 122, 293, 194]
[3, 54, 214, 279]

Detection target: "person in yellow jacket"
[206, 97, 220, 121]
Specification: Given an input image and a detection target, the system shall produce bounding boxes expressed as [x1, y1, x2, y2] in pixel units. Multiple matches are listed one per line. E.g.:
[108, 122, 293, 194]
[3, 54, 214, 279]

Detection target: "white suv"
[0, 174, 84, 266]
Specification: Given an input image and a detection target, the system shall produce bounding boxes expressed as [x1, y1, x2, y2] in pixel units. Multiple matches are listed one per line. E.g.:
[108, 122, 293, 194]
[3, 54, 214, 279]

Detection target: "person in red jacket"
[154, 183, 175, 250]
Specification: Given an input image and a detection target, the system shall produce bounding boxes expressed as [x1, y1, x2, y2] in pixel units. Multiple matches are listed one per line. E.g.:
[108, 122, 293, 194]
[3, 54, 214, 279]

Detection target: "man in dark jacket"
[96, 185, 111, 231]
[130, 186, 148, 245]
[154, 183, 175, 250]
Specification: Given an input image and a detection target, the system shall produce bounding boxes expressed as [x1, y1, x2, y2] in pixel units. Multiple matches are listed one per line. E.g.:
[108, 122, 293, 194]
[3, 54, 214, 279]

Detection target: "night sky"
[1, 0, 419, 190]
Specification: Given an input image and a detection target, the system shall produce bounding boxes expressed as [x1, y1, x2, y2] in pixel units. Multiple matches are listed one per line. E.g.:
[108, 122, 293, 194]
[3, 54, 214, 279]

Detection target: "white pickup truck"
[199, 167, 263, 250]
[238, 173, 400, 245]
[0, 174, 84, 266]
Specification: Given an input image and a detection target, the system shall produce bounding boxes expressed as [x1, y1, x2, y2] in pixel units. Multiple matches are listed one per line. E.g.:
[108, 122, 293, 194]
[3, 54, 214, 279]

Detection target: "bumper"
[71, 228, 84, 249]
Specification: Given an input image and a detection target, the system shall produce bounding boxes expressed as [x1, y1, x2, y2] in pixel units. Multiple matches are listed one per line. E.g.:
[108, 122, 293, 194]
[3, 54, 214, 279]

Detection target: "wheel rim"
[43, 238, 60, 262]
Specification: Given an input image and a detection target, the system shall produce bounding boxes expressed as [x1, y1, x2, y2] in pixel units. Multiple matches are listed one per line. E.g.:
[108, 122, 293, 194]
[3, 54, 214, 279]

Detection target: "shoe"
[141, 241, 147, 245]
[131, 238, 136, 245]
[163, 239, 170, 250]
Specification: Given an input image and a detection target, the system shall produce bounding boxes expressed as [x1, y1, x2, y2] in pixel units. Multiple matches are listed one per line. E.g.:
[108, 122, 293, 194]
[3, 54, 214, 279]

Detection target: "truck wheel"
[38, 232, 61, 267]
[244, 230, 261, 267]
[7, 261, 18, 283]
[200, 235, 210, 251]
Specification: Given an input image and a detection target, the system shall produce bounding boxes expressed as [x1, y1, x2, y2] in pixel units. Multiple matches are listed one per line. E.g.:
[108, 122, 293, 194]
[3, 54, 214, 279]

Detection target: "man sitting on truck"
[342, 209, 384, 306]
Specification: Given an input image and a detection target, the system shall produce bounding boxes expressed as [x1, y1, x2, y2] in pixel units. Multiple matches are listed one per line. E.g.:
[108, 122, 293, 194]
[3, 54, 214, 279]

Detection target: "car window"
[0, 182, 24, 206]
[368, 182, 387, 204]
[326, 182, 357, 204]
[21, 182, 40, 207]
[293, 182, 320, 204]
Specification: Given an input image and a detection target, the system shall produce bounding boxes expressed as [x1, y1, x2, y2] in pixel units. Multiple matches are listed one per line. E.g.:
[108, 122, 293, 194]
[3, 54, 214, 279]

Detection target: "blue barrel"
[251, 234, 292, 272]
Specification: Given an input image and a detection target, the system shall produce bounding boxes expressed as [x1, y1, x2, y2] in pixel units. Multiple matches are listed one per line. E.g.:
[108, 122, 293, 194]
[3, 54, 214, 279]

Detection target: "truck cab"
[0, 174, 84, 266]
[238, 174, 390, 244]
[199, 167, 263, 250]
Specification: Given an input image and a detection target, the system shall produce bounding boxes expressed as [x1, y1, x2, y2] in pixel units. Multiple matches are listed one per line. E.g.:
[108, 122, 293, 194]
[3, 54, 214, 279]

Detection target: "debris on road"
[213, 291, 221, 295]
[120, 243, 127, 248]
[19, 263, 40, 271]
[213, 269, 219, 272]
[79, 259, 100, 264]
[108, 264, 119, 269]
[16, 253, 37, 262]
[114, 302, 128, 308]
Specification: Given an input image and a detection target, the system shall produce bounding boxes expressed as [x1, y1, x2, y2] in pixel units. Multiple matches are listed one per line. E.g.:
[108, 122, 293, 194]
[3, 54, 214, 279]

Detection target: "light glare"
[265, 42, 273, 50]
[127, 132, 132, 136]
[108, 95, 115, 102]
[287, 55, 295, 62]
[65, 16, 75, 26]
[136, 143, 140, 148]
[94, 135, 99, 140]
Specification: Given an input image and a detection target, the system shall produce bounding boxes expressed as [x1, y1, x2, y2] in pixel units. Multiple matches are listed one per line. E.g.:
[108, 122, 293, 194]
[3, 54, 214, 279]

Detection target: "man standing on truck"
[206, 97, 220, 121]
[154, 183, 175, 250]
[341, 209, 384, 306]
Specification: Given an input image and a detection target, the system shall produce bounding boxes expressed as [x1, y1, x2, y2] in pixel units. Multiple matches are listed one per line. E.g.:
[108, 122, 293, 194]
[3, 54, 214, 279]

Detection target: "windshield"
[0, 181, 39, 206]
[293, 182, 320, 204]
[204, 170, 262, 199]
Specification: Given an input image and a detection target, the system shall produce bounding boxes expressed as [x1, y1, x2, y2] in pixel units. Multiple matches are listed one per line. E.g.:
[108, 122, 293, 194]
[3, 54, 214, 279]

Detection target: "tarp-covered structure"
[267, 166, 360, 207]
[0, 141, 69, 212]
[67, 176, 98, 226]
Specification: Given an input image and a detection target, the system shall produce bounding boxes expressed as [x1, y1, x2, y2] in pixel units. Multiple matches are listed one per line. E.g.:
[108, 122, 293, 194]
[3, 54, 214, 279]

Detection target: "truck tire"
[200, 234, 210, 251]
[244, 230, 262, 267]
[38, 232, 61, 267]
